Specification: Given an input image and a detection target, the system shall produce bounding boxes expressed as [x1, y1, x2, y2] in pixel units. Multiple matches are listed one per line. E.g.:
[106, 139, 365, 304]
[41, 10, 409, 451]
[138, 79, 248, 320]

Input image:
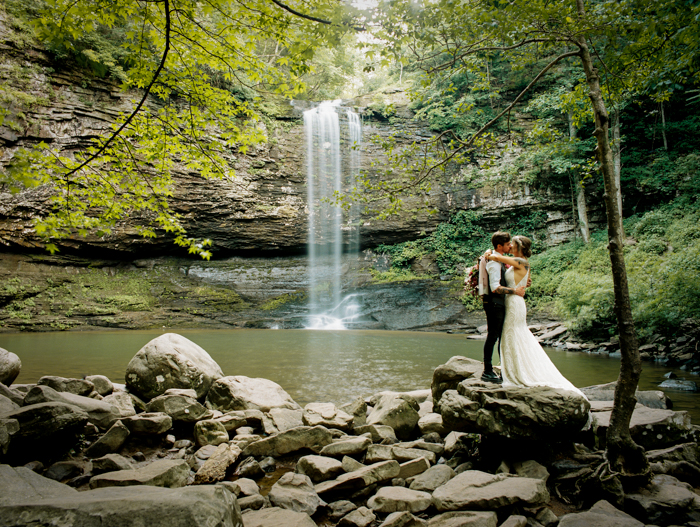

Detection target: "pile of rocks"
[1, 335, 700, 527]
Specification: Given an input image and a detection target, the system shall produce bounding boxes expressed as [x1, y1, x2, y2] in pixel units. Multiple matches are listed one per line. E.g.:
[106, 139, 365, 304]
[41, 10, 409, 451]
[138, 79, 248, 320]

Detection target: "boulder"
[146, 393, 211, 423]
[121, 412, 173, 435]
[1, 402, 88, 462]
[230, 477, 260, 496]
[243, 425, 333, 457]
[297, 454, 345, 483]
[340, 397, 367, 428]
[329, 500, 357, 521]
[315, 460, 400, 497]
[85, 375, 114, 396]
[0, 394, 19, 415]
[367, 393, 420, 440]
[513, 460, 549, 482]
[427, 511, 498, 527]
[0, 418, 19, 456]
[380, 511, 428, 527]
[431, 356, 482, 404]
[0, 482, 242, 527]
[207, 375, 301, 413]
[366, 444, 437, 465]
[85, 420, 130, 458]
[338, 506, 376, 527]
[89, 458, 190, 489]
[581, 382, 670, 409]
[0, 382, 24, 406]
[0, 348, 21, 386]
[320, 435, 372, 457]
[101, 392, 137, 419]
[0, 464, 79, 505]
[194, 442, 241, 484]
[624, 474, 700, 525]
[125, 333, 224, 400]
[23, 385, 121, 430]
[558, 499, 644, 527]
[591, 404, 693, 450]
[368, 486, 432, 513]
[398, 457, 431, 480]
[438, 382, 590, 440]
[92, 454, 134, 474]
[354, 424, 397, 443]
[432, 470, 549, 511]
[304, 402, 354, 431]
[268, 408, 304, 432]
[214, 411, 248, 432]
[37, 376, 94, 396]
[235, 456, 265, 479]
[409, 464, 455, 492]
[45, 460, 89, 482]
[269, 472, 323, 516]
[242, 507, 316, 527]
[418, 413, 446, 436]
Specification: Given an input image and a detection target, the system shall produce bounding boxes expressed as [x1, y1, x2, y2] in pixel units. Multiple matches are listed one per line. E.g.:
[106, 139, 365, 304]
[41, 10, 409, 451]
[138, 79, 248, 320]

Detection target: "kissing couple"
[478, 230, 584, 396]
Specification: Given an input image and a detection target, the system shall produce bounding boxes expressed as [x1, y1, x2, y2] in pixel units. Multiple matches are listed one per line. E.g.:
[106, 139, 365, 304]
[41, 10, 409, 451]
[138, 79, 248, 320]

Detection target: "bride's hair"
[512, 235, 532, 257]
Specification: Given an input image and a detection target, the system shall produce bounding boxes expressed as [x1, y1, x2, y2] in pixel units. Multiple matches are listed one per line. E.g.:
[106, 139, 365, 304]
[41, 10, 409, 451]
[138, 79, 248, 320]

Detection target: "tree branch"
[269, 0, 365, 31]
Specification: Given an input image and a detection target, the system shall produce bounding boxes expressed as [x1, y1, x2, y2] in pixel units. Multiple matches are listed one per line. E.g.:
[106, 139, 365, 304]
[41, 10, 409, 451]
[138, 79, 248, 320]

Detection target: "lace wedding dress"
[501, 266, 586, 397]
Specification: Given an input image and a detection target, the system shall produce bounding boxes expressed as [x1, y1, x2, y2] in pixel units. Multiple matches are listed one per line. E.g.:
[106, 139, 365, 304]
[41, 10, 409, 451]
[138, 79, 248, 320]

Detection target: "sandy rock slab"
[242, 506, 316, 527]
[431, 470, 549, 511]
[0, 484, 242, 527]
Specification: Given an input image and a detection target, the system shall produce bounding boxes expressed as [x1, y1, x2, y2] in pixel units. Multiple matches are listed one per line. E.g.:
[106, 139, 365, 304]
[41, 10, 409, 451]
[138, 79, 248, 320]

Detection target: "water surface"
[2, 329, 697, 423]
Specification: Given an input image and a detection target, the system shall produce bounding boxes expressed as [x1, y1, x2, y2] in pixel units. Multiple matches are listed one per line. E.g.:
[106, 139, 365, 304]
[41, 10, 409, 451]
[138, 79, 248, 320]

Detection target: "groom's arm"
[494, 285, 526, 297]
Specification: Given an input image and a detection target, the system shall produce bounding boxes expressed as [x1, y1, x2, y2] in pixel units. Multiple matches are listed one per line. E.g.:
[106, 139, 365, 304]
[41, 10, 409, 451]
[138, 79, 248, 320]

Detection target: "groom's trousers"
[483, 300, 506, 373]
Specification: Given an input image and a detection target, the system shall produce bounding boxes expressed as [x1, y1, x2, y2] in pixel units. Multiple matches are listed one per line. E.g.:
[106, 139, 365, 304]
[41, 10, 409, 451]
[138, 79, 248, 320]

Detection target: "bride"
[485, 235, 585, 397]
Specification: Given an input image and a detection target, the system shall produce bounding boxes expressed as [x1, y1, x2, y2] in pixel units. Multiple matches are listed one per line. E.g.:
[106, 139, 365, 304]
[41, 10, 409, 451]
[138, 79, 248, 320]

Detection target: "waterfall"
[304, 101, 362, 329]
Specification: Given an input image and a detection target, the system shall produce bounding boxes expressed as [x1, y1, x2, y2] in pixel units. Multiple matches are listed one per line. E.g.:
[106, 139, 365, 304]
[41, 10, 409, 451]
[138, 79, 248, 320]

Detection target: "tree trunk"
[569, 110, 590, 243]
[575, 0, 649, 483]
[661, 102, 668, 150]
[611, 109, 624, 233]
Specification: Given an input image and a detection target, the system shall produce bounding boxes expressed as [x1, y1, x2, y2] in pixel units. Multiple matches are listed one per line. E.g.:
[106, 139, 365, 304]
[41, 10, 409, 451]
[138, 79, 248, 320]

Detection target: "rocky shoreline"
[1, 333, 699, 527]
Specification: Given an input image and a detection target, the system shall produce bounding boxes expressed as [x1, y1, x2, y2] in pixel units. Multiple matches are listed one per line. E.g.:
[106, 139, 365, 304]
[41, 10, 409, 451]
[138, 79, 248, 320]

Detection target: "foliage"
[1, 0, 360, 258]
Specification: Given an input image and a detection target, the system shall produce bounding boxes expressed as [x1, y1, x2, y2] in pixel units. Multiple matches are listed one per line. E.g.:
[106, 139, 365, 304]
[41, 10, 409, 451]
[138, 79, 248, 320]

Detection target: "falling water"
[304, 101, 362, 329]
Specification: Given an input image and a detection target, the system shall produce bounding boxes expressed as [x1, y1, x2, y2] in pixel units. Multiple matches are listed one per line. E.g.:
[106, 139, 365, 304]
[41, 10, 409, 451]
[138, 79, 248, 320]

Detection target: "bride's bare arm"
[487, 254, 529, 271]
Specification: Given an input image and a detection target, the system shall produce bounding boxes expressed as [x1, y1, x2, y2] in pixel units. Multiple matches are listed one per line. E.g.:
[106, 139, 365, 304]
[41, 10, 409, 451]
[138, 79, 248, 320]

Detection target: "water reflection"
[1, 329, 698, 423]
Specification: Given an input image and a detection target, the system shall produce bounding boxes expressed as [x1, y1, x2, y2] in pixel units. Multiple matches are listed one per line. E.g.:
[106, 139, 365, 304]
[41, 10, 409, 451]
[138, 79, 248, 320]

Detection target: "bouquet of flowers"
[464, 262, 481, 298]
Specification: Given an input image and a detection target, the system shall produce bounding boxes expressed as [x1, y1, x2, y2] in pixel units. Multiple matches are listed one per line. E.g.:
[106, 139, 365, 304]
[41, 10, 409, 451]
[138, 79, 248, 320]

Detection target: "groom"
[481, 231, 526, 383]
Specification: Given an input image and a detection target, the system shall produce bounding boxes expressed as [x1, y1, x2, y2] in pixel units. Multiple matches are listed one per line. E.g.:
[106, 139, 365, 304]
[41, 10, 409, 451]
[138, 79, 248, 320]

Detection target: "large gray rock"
[1, 402, 88, 462]
[37, 376, 94, 396]
[0, 483, 242, 527]
[417, 413, 446, 436]
[367, 393, 420, 440]
[85, 375, 114, 396]
[146, 393, 211, 423]
[409, 464, 455, 492]
[398, 457, 431, 480]
[125, 333, 224, 400]
[92, 454, 134, 474]
[431, 356, 482, 405]
[591, 404, 693, 450]
[101, 391, 137, 418]
[268, 408, 304, 432]
[269, 472, 323, 515]
[24, 385, 121, 430]
[297, 454, 345, 483]
[0, 394, 20, 415]
[0, 464, 79, 505]
[303, 402, 353, 431]
[431, 470, 549, 511]
[320, 435, 372, 457]
[0, 382, 24, 406]
[194, 419, 230, 447]
[558, 499, 644, 527]
[438, 382, 590, 440]
[368, 486, 432, 513]
[194, 443, 241, 484]
[85, 420, 130, 458]
[365, 444, 437, 465]
[243, 425, 333, 457]
[0, 348, 21, 386]
[121, 412, 173, 435]
[207, 375, 301, 413]
[338, 506, 376, 527]
[315, 460, 400, 497]
[624, 474, 700, 525]
[582, 381, 671, 409]
[427, 511, 498, 527]
[380, 511, 427, 527]
[90, 458, 190, 489]
[242, 507, 317, 527]
[0, 418, 19, 455]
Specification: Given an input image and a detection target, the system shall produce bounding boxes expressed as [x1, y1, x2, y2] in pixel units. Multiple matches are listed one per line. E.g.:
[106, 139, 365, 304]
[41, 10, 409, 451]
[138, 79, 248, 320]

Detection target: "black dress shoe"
[481, 371, 503, 383]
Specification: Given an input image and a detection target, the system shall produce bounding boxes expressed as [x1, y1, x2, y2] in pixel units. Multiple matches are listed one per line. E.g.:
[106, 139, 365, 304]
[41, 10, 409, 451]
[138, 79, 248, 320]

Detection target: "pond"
[2, 329, 698, 423]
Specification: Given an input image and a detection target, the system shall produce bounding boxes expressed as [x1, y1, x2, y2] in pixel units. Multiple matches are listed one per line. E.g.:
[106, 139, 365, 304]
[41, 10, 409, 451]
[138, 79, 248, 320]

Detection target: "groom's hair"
[491, 231, 511, 248]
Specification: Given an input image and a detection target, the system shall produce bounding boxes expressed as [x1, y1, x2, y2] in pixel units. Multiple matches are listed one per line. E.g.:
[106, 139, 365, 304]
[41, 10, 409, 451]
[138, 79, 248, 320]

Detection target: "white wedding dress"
[501, 267, 585, 397]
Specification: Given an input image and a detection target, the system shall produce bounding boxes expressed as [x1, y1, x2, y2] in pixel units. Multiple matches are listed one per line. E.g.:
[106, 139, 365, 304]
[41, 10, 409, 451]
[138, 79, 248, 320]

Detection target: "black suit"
[482, 262, 507, 373]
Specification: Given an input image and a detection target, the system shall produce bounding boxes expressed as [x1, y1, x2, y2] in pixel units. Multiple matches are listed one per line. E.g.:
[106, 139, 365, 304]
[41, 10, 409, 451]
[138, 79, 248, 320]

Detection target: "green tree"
[2, 0, 361, 258]
[364, 0, 699, 484]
